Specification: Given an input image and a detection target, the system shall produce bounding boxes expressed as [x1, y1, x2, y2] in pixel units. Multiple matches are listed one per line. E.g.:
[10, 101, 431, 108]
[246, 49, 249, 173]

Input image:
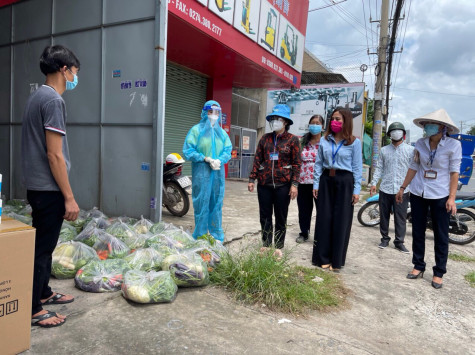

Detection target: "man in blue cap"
[183, 100, 232, 242]
[248, 104, 301, 249]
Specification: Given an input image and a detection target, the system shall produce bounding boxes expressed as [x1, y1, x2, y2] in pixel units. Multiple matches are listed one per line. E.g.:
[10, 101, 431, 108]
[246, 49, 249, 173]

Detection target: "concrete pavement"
[25, 180, 475, 354]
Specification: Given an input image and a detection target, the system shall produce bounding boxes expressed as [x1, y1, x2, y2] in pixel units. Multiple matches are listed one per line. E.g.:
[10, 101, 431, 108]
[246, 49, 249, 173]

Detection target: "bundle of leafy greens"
[121, 270, 177, 303]
[132, 216, 154, 236]
[149, 221, 179, 235]
[124, 248, 164, 272]
[75, 259, 131, 292]
[70, 210, 88, 233]
[75, 226, 105, 247]
[52, 241, 99, 279]
[58, 221, 78, 243]
[84, 216, 111, 230]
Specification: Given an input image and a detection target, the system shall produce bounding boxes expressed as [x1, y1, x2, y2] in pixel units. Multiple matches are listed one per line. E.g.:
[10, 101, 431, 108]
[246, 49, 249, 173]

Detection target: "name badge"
[424, 170, 437, 179]
[270, 152, 279, 161]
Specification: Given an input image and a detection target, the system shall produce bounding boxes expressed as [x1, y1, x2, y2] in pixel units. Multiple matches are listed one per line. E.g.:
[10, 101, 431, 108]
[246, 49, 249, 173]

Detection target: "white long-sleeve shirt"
[408, 137, 462, 199]
[370, 142, 414, 194]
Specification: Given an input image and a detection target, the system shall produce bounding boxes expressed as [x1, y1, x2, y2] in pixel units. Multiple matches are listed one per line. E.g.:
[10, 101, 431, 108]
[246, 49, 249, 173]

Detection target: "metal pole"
[370, 0, 390, 181]
[150, 0, 168, 222]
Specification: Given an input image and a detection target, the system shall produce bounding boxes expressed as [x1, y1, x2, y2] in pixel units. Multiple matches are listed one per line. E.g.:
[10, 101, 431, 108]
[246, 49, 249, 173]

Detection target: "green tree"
[364, 99, 374, 136]
[468, 125, 475, 136]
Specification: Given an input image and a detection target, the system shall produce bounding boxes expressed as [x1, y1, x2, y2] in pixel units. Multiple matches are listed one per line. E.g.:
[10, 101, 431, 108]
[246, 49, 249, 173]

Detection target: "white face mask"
[390, 129, 404, 141]
[270, 119, 284, 132]
[208, 114, 219, 126]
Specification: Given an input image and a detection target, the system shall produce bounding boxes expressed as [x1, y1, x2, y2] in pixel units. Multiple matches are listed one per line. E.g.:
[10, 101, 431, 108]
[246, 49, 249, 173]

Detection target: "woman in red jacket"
[248, 104, 301, 249]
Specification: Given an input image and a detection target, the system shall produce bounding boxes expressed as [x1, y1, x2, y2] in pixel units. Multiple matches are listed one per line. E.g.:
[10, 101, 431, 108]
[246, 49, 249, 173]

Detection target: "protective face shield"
[423, 123, 441, 137]
[269, 117, 285, 132]
[206, 106, 221, 126]
[65, 69, 78, 91]
[308, 124, 322, 135]
[390, 129, 404, 141]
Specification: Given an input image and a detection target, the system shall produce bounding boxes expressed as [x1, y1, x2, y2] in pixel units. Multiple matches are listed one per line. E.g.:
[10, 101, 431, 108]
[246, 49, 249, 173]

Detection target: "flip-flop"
[42, 293, 74, 305]
[31, 311, 66, 328]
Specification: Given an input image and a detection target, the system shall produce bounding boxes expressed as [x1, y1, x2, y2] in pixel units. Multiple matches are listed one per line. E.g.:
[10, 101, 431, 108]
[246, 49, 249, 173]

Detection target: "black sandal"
[42, 293, 74, 305]
[31, 311, 66, 328]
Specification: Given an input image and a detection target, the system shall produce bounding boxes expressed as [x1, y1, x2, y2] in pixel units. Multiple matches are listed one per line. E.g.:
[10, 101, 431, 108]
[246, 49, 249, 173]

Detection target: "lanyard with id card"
[330, 140, 344, 176]
[270, 133, 279, 161]
[424, 148, 437, 179]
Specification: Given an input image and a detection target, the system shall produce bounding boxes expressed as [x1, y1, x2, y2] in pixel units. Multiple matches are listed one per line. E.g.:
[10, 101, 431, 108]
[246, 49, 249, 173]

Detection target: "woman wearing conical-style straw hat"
[396, 108, 462, 289]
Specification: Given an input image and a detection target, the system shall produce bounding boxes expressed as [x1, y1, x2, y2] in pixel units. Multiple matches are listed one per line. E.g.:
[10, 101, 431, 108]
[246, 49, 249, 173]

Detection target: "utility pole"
[460, 121, 464, 134]
[370, 0, 390, 181]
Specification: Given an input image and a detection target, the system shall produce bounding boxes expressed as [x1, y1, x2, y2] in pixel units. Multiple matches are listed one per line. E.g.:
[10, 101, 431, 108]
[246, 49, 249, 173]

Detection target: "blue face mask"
[65, 69, 78, 91]
[308, 124, 322, 135]
[423, 123, 440, 137]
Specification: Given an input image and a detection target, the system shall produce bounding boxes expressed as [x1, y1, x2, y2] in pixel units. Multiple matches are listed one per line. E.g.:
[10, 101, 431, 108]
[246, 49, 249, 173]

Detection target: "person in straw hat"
[396, 108, 462, 289]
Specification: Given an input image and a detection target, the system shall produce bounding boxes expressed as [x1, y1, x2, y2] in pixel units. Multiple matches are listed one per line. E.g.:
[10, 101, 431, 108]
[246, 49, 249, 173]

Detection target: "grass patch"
[465, 271, 475, 288]
[448, 253, 475, 263]
[210, 247, 348, 315]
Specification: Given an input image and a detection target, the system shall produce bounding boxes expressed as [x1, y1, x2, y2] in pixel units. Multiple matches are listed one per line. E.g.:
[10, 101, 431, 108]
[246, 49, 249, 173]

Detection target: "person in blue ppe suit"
[183, 100, 232, 242]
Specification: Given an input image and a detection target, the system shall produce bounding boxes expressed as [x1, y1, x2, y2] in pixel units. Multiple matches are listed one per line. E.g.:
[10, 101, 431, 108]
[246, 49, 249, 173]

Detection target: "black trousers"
[312, 170, 354, 268]
[27, 190, 65, 315]
[297, 184, 317, 237]
[410, 194, 449, 278]
[379, 190, 409, 245]
[257, 183, 291, 249]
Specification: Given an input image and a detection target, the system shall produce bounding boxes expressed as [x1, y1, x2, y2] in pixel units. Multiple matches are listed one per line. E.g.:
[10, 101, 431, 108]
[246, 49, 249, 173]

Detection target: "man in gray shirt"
[22, 45, 80, 328]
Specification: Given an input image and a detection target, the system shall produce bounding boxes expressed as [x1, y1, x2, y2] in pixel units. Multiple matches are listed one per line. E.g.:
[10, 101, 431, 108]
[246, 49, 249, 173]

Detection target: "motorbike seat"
[455, 192, 475, 200]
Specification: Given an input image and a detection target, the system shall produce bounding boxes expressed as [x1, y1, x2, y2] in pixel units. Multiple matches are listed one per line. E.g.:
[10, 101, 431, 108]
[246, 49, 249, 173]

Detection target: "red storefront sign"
[168, 0, 309, 86]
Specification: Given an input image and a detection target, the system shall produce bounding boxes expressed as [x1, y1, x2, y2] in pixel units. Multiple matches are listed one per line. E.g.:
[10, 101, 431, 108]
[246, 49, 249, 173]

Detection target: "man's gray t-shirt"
[21, 85, 70, 191]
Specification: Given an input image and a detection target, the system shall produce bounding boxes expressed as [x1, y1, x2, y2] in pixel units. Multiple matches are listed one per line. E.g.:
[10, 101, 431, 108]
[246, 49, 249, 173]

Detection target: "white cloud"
[306, 0, 475, 139]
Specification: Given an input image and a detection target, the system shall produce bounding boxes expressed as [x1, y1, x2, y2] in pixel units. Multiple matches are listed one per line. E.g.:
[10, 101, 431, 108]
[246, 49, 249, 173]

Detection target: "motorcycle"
[357, 192, 475, 245]
[162, 153, 191, 217]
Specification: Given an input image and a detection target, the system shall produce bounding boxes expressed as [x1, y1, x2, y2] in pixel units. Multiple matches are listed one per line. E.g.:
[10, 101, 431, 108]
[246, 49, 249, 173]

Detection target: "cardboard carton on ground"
[0, 217, 35, 355]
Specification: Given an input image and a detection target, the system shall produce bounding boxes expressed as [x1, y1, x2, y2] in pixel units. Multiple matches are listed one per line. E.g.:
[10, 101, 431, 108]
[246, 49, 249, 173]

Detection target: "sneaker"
[395, 244, 410, 254]
[296, 233, 309, 244]
[378, 241, 389, 249]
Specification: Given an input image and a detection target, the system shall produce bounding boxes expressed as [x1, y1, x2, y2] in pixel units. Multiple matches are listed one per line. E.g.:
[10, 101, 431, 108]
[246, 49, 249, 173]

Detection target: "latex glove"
[210, 159, 221, 170]
[204, 157, 212, 163]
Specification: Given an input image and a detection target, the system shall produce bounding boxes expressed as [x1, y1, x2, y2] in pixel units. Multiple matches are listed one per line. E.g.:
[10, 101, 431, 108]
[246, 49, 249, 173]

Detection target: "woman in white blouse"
[396, 109, 462, 289]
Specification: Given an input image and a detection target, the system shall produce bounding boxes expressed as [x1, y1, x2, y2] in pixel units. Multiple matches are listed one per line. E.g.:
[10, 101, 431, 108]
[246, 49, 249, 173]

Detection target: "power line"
[393, 87, 475, 98]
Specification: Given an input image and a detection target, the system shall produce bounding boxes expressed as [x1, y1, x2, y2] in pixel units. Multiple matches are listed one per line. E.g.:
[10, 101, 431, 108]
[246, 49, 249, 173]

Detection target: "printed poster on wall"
[258, 0, 280, 55]
[233, 0, 261, 42]
[266, 84, 366, 139]
[276, 16, 305, 73]
[208, 0, 234, 24]
[195, 0, 208, 5]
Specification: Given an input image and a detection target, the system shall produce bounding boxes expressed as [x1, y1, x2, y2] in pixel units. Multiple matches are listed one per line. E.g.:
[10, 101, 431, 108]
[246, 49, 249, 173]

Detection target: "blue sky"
[306, 0, 475, 141]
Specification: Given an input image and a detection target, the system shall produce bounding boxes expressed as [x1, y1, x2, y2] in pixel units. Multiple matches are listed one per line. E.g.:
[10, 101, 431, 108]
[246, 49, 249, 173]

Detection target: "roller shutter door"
[164, 64, 208, 176]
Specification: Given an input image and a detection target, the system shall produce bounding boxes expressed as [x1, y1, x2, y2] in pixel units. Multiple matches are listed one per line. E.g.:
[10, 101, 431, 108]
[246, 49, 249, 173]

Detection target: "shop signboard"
[170, 0, 308, 86]
[208, 0, 234, 24]
[266, 83, 366, 139]
[233, 0, 261, 42]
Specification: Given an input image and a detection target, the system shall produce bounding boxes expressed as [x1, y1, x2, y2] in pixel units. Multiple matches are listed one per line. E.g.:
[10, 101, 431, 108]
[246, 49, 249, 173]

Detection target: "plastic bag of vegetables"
[149, 221, 179, 235]
[85, 206, 107, 220]
[147, 240, 180, 259]
[52, 241, 99, 279]
[5, 199, 28, 213]
[75, 259, 131, 292]
[106, 220, 145, 250]
[6, 212, 32, 225]
[58, 221, 78, 243]
[70, 210, 88, 233]
[122, 270, 177, 304]
[145, 234, 186, 250]
[124, 248, 163, 271]
[133, 216, 153, 235]
[185, 246, 221, 269]
[162, 229, 195, 248]
[93, 232, 130, 260]
[162, 253, 209, 287]
[84, 216, 111, 230]
[75, 226, 105, 247]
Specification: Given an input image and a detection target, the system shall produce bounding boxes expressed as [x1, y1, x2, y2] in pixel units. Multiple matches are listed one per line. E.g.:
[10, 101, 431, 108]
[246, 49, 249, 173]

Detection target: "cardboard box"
[0, 217, 35, 355]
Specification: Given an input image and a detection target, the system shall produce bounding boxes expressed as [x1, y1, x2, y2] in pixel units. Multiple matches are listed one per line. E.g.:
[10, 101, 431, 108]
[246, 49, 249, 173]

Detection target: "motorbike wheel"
[448, 208, 475, 245]
[357, 201, 380, 227]
[163, 182, 190, 217]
